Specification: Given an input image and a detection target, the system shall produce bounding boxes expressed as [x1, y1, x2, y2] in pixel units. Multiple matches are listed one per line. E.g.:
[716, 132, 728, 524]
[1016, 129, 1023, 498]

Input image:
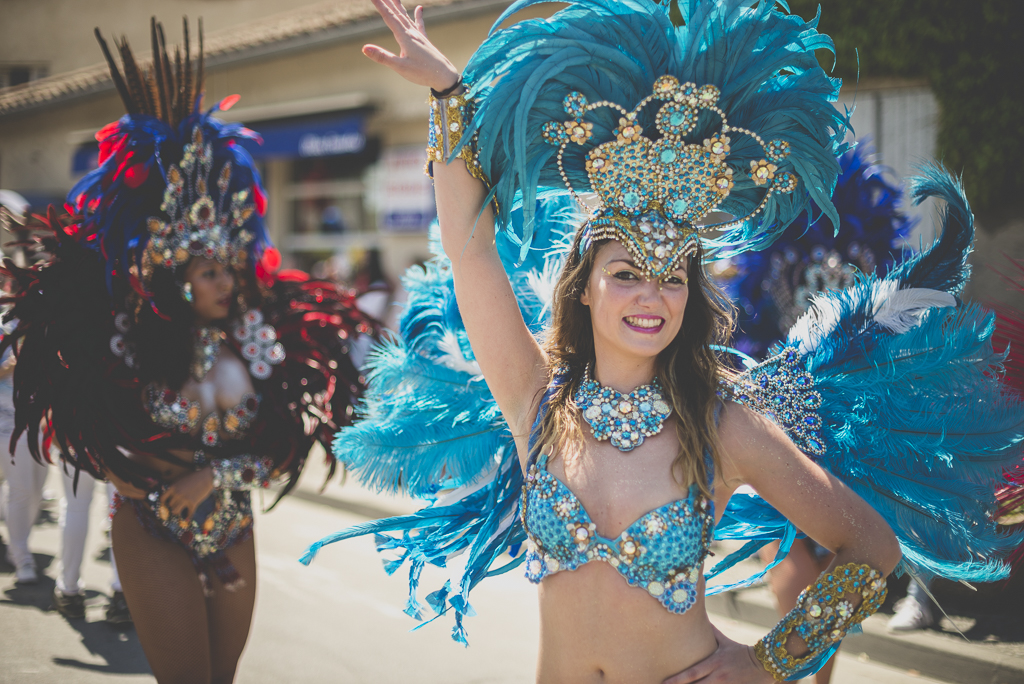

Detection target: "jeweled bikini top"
[144, 384, 260, 448]
[520, 368, 718, 615]
[521, 450, 715, 614]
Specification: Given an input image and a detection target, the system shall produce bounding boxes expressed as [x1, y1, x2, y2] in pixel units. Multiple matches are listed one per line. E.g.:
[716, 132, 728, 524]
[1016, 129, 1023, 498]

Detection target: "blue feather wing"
[306, 193, 579, 643]
[719, 164, 1024, 583]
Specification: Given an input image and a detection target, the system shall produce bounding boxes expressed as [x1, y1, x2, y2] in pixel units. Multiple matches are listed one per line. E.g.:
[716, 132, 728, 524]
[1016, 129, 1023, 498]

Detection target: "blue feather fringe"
[306, 193, 579, 643]
[716, 164, 1024, 583]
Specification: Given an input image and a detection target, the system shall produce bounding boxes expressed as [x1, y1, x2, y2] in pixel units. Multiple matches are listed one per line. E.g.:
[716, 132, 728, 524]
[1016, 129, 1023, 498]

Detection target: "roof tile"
[0, 0, 468, 116]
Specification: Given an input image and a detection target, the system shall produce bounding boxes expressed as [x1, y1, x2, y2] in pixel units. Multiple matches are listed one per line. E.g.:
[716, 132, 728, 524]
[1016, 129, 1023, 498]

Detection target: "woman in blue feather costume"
[303, 1, 1023, 681]
[724, 143, 915, 680]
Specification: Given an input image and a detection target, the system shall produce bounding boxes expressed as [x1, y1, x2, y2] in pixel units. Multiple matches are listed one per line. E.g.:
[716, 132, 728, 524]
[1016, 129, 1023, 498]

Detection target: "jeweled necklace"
[574, 365, 672, 452]
[192, 327, 225, 381]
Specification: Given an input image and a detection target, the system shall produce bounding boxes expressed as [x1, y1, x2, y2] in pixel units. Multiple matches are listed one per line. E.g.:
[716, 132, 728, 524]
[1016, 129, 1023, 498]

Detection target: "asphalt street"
[1, 466, 951, 683]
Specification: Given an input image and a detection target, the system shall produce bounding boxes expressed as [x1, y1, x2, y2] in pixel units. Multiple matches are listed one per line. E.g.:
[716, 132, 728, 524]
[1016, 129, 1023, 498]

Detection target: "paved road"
[1, 469, 950, 683]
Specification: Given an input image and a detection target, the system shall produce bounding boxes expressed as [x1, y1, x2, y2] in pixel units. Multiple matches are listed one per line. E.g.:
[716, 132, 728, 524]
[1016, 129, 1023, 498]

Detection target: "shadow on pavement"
[882, 569, 1024, 643]
[1, 549, 151, 677]
[51, 615, 152, 677]
[1, 551, 56, 610]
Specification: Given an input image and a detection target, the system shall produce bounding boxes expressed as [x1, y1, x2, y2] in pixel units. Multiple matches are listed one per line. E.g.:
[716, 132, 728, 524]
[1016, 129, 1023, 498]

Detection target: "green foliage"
[784, 0, 1024, 214]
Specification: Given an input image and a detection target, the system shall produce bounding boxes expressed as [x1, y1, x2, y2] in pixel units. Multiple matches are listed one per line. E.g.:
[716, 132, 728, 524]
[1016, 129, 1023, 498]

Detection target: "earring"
[181, 282, 193, 303]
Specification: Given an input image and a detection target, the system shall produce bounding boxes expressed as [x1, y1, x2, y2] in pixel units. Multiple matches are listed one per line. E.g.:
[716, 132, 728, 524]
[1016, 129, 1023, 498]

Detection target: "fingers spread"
[372, 0, 413, 32]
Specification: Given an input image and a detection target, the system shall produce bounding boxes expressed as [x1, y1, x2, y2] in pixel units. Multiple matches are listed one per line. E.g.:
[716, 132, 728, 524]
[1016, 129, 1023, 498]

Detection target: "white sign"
[377, 147, 436, 233]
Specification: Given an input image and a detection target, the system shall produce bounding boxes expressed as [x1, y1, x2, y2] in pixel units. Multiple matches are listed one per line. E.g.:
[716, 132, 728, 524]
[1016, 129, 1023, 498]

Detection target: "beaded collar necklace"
[192, 327, 225, 381]
[574, 365, 672, 452]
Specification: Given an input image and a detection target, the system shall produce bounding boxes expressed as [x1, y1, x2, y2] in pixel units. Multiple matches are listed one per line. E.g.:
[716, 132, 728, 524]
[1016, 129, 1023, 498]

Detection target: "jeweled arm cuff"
[425, 89, 490, 188]
[210, 454, 275, 490]
[754, 563, 887, 681]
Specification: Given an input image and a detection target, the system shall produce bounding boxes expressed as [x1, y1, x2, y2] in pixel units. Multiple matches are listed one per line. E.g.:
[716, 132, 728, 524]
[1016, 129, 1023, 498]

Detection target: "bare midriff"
[536, 564, 717, 682]
[515, 421, 721, 683]
[126, 450, 196, 485]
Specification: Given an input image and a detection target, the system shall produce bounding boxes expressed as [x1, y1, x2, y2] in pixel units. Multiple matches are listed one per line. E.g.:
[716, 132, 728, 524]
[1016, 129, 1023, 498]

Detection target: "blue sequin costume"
[522, 451, 714, 614]
[521, 372, 718, 614]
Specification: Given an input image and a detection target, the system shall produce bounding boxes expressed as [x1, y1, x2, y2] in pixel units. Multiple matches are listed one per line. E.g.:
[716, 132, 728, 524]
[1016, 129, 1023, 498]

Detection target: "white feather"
[525, 255, 563, 317]
[871, 282, 956, 334]
[437, 330, 482, 377]
[788, 281, 957, 354]
[788, 293, 845, 355]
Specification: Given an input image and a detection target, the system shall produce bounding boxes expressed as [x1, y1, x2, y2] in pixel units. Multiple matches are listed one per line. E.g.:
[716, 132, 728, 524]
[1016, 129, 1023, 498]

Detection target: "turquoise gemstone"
[623, 191, 640, 208]
[672, 199, 689, 213]
[661, 149, 677, 163]
[670, 111, 685, 125]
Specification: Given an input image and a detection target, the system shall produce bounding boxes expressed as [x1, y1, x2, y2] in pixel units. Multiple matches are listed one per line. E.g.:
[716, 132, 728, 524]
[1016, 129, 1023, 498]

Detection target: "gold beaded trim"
[755, 562, 887, 681]
[425, 91, 490, 188]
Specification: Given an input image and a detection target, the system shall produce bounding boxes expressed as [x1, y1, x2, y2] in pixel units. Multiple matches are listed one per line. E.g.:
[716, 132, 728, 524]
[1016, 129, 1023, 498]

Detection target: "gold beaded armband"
[211, 455, 275, 490]
[426, 90, 490, 188]
[754, 563, 887, 681]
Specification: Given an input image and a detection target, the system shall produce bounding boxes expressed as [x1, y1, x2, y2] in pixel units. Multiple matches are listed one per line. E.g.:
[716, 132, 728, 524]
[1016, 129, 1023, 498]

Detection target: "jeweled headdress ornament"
[542, 77, 797, 279]
[142, 126, 256, 277]
[455, 0, 850, 270]
[70, 18, 270, 303]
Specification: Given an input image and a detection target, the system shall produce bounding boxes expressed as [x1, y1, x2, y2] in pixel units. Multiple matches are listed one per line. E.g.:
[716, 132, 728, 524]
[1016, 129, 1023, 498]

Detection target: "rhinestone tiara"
[142, 126, 255, 277]
[543, 75, 797, 279]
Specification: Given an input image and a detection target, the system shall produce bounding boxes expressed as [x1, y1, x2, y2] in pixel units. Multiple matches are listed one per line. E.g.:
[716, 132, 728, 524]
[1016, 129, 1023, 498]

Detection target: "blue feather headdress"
[460, 0, 849, 268]
[67, 20, 271, 302]
[726, 142, 916, 358]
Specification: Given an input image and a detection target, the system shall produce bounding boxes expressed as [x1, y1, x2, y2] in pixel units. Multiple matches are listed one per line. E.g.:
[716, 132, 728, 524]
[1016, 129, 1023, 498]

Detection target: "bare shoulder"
[717, 400, 773, 450]
[716, 399, 800, 487]
[212, 349, 255, 408]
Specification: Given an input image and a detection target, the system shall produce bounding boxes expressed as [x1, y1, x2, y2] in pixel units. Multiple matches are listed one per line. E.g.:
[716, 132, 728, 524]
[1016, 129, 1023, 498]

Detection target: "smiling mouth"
[624, 315, 665, 333]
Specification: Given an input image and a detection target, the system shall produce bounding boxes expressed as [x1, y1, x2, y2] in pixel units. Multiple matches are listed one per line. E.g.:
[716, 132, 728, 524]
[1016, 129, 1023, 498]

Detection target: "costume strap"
[755, 563, 887, 681]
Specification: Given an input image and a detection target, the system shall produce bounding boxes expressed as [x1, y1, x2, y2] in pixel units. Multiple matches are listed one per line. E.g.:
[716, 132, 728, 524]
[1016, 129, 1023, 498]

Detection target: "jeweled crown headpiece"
[69, 18, 270, 301]
[142, 126, 255, 276]
[542, 76, 797, 279]
[458, 0, 849, 269]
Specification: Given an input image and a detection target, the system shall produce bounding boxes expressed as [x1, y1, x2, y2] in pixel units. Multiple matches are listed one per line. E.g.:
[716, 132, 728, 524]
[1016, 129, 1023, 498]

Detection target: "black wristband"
[430, 76, 463, 99]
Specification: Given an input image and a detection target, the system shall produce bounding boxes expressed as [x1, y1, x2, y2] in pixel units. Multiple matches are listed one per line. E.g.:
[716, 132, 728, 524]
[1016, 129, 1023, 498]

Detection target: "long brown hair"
[533, 229, 736, 498]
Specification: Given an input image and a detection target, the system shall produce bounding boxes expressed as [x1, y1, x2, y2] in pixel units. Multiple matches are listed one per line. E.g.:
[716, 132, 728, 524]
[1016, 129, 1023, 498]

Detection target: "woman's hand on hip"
[663, 625, 774, 683]
[363, 0, 460, 91]
[160, 467, 214, 522]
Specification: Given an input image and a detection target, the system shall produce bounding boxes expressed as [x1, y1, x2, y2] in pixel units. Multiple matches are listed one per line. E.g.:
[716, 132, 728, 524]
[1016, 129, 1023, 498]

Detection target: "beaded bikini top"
[144, 384, 260, 448]
[521, 451, 715, 614]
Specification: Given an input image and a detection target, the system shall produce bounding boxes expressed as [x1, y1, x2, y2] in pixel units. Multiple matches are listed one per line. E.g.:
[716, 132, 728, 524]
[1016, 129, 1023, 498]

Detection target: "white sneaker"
[14, 560, 38, 584]
[887, 596, 934, 632]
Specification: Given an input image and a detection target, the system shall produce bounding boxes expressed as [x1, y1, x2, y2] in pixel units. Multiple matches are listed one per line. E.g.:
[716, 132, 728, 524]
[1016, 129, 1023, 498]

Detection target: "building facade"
[1, 0, 947, 290]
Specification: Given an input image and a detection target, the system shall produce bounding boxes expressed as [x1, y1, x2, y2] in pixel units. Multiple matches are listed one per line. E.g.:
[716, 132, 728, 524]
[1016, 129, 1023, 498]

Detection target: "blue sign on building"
[71, 113, 366, 176]
[238, 114, 366, 160]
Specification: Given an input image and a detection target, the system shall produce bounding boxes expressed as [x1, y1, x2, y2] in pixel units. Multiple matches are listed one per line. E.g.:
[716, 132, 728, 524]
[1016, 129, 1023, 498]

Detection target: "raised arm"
[363, 1, 548, 440]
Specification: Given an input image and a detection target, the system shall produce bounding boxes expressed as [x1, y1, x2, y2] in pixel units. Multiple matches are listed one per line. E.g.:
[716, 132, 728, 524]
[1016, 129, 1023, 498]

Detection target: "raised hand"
[363, 0, 461, 92]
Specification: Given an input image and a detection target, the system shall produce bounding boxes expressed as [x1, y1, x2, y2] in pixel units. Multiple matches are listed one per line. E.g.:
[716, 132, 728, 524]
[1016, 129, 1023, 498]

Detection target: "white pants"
[57, 468, 121, 595]
[0, 433, 48, 569]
